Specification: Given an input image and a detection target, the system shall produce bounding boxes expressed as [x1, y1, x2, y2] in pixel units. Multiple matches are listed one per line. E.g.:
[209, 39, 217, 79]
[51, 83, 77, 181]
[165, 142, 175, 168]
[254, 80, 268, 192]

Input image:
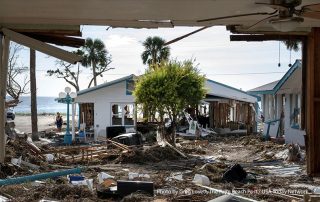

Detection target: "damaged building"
[248, 60, 305, 146]
[75, 74, 258, 139]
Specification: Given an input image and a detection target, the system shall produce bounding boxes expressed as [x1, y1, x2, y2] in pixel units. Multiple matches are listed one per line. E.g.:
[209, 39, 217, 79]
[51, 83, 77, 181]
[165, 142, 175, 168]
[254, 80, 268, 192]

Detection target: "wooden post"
[209, 102, 214, 128]
[0, 36, 9, 163]
[306, 28, 320, 176]
[301, 38, 307, 130]
[30, 49, 38, 139]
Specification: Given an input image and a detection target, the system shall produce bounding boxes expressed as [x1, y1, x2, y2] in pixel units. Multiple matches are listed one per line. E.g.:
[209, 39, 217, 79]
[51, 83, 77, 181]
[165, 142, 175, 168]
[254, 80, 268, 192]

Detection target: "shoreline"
[13, 114, 79, 134]
[15, 112, 67, 116]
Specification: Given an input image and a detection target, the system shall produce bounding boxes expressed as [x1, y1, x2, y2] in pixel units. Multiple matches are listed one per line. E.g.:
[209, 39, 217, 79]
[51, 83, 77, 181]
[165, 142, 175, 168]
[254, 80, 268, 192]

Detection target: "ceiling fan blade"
[299, 3, 320, 20]
[301, 3, 320, 12]
[164, 26, 210, 46]
[246, 14, 278, 30]
[301, 11, 320, 20]
[255, 2, 288, 10]
[197, 11, 276, 22]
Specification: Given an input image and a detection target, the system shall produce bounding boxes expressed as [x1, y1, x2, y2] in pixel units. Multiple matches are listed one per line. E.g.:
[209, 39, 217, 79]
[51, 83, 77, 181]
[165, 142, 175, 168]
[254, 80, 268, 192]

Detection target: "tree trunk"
[93, 61, 97, 86]
[171, 116, 177, 146]
[30, 49, 38, 140]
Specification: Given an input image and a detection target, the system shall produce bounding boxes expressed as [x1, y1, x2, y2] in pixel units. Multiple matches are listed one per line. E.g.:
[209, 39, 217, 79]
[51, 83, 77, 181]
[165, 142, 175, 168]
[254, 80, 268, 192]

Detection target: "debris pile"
[0, 130, 314, 201]
[116, 146, 183, 164]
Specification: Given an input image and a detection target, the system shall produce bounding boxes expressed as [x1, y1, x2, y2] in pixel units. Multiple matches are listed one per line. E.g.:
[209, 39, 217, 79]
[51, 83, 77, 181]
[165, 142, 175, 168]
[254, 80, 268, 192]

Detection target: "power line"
[206, 71, 286, 76]
[33, 69, 286, 76]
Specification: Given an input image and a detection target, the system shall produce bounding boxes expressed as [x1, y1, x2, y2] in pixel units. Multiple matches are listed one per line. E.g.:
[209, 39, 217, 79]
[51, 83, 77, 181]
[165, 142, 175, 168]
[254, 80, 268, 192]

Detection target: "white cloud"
[104, 35, 138, 48]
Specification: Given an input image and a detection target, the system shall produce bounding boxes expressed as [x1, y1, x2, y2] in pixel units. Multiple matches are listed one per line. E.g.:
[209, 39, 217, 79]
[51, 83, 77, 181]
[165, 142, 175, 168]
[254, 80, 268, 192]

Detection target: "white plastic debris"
[128, 172, 150, 180]
[45, 154, 54, 162]
[11, 156, 22, 166]
[192, 174, 210, 186]
[166, 172, 184, 181]
[98, 172, 114, 184]
[71, 179, 94, 192]
[31, 180, 45, 186]
[110, 186, 117, 192]
[314, 187, 320, 194]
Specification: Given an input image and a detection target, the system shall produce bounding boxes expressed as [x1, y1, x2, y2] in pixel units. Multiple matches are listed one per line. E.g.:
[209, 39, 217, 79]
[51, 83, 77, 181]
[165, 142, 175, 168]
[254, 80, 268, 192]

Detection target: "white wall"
[285, 128, 305, 146]
[75, 81, 134, 138]
[283, 94, 305, 146]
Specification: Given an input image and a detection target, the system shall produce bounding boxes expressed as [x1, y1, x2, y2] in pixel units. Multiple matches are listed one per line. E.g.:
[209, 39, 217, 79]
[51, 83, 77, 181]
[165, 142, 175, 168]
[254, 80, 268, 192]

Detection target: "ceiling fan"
[164, 0, 320, 46]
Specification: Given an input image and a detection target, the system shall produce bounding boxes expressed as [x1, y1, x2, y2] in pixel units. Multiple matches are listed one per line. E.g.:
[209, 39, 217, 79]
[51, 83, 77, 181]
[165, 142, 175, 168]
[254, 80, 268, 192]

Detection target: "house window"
[124, 104, 134, 125]
[126, 79, 134, 95]
[111, 103, 135, 126]
[112, 104, 122, 125]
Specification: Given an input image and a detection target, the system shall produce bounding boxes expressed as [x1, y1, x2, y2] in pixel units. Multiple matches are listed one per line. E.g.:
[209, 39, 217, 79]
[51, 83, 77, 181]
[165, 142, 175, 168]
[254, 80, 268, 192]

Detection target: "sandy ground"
[13, 115, 78, 133]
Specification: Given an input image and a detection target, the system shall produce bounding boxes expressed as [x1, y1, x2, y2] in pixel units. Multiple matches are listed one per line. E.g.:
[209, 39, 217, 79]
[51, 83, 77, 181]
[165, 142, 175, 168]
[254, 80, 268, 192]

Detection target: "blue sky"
[15, 25, 301, 97]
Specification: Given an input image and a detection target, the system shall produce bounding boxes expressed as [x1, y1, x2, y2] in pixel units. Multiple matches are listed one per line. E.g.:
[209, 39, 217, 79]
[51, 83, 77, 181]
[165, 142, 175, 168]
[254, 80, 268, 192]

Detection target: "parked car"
[6, 108, 15, 120]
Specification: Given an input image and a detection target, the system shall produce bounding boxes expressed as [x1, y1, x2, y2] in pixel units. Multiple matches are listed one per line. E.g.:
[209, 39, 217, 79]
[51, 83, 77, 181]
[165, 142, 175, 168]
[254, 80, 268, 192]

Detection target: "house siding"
[75, 81, 134, 138]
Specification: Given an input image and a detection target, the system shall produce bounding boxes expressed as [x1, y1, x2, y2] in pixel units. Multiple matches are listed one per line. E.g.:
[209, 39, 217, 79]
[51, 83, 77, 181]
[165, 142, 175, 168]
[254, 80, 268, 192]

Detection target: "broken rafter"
[230, 34, 306, 42]
[23, 33, 85, 48]
[17, 30, 82, 37]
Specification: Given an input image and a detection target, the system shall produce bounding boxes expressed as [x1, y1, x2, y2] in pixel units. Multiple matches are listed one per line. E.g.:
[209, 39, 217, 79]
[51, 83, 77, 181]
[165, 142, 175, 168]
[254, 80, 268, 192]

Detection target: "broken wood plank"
[107, 139, 130, 151]
[165, 141, 187, 158]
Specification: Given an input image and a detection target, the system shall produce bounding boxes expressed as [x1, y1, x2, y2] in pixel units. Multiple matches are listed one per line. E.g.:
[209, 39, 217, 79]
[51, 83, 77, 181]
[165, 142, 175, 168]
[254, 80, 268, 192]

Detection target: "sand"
[13, 115, 78, 133]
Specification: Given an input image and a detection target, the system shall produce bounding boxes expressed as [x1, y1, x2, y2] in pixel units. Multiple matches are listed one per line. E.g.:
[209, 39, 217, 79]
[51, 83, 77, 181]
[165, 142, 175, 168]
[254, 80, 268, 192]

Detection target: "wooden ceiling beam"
[22, 33, 85, 48]
[2, 28, 82, 64]
[230, 34, 307, 42]
[17, 30, 82, 37]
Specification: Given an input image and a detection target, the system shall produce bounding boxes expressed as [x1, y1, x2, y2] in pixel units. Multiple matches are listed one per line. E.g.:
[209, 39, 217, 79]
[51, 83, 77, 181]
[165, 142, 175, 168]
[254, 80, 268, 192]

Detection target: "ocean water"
[12, 96, 68, 114]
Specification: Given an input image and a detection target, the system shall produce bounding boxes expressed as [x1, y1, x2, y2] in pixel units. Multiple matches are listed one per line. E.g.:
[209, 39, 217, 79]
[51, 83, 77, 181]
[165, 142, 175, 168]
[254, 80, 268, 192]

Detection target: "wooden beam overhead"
[230, 34, 307, 42]
[2, 28, 82, 64]
[23, 33, 85, 48]
[17, 30, 82, 37]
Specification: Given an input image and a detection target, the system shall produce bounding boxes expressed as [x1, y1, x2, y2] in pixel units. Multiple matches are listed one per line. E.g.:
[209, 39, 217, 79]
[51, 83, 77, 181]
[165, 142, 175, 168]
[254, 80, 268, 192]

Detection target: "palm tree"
[81, 38, 108, 87]
[141, 36, 170, 68]
[282, 40, 300, 52]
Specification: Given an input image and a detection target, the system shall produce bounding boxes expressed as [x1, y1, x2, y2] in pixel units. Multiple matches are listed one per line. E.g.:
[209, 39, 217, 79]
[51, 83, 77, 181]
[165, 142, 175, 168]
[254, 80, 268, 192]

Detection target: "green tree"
[134, 59, 206, 145]
[80, 38, 112, 87]
[141, 36, 170, 69]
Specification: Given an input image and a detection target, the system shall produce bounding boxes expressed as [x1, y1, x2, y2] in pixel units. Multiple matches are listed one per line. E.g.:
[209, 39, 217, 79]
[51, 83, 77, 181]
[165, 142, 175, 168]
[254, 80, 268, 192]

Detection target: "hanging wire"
[278, 40, 281, 67]
[288, 49, 292, 67]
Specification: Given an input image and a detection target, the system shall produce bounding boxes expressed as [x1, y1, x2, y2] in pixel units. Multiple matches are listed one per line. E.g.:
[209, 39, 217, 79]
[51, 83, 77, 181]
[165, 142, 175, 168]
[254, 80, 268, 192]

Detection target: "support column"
[30, 49, 38, 139]
[306, 28, 320, 176]
[0, 35, 9, 163]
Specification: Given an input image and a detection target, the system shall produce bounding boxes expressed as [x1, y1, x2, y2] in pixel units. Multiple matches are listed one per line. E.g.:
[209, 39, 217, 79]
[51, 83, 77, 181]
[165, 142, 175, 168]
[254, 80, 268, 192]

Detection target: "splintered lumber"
[63, 147, 107, 160]
[107, 139, 130, 151]
[44, 145, 102, 154]
[165, 141, 187, 158]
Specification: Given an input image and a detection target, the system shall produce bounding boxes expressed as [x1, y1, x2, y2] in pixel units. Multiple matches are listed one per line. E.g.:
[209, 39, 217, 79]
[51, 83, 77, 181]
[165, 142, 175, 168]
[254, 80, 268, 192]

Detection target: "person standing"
[56, 112, 63, 132]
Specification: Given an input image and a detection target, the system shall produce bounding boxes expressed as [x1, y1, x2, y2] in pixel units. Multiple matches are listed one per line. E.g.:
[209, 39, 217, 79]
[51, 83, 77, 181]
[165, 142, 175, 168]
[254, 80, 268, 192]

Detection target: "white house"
[76, 74, 257, 138]
[75, 75, 136, 138]
[248, 60, 305, 146]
